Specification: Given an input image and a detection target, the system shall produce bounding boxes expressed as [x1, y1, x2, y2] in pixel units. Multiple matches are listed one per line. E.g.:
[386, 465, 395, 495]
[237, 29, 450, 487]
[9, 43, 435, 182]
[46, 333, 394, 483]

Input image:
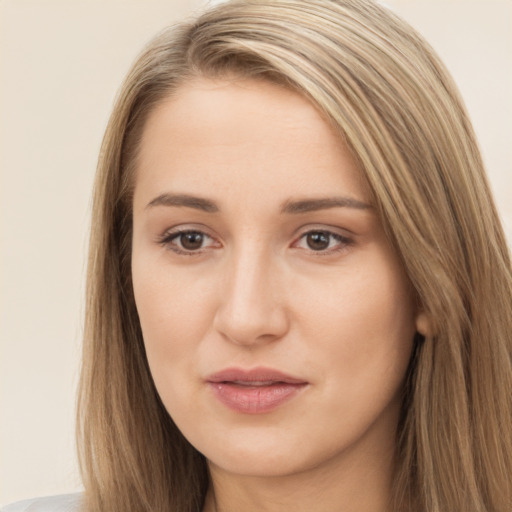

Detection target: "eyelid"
[292, 226, 354, 255]
[155, 224, 354, 256]
[157, 225, 221, 255]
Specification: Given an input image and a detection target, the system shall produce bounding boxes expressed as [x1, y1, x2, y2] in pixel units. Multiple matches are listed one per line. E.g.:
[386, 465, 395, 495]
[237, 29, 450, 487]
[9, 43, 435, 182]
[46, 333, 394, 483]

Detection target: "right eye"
[158, 229, 218, 255]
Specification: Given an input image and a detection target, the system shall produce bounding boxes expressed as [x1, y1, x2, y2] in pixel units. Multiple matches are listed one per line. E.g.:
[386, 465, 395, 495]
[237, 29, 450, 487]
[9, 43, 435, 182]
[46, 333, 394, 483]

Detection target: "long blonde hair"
[77, 1, 512, 510]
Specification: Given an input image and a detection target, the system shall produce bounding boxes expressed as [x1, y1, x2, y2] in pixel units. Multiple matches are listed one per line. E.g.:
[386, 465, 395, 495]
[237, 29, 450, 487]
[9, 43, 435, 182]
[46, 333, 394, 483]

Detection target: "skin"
[131, 77, 426, 512]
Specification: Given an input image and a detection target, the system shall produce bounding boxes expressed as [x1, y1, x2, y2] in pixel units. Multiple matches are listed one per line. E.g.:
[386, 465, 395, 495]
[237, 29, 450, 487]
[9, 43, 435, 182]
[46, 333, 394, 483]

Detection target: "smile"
[206, 367, 308, 414]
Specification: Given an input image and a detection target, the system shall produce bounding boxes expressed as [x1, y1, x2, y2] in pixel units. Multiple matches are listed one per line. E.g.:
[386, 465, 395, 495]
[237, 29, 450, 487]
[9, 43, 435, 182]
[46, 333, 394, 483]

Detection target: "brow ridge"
[280, 197, 372, 214]
[146, 193, 219, 212]
[145, 193, 371, 214]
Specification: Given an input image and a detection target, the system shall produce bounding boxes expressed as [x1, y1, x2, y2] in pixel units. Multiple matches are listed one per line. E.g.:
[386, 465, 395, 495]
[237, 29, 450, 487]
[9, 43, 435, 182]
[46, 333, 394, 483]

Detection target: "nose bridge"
[214, 236, 288, 345]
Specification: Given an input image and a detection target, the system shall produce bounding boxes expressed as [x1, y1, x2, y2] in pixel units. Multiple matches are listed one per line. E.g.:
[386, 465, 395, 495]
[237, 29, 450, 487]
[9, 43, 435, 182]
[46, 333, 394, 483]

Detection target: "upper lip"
[206, 366, 307, 385]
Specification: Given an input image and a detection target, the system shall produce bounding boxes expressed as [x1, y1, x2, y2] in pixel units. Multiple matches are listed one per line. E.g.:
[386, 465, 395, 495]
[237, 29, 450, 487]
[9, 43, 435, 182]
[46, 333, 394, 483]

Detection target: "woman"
[5, 0, 511, 511]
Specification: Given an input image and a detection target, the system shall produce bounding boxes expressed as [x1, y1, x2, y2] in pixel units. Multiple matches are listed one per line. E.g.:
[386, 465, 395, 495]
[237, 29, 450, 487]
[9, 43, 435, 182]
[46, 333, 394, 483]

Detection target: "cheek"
[298, 257, 416, 405]
[131, 254, 217, 389]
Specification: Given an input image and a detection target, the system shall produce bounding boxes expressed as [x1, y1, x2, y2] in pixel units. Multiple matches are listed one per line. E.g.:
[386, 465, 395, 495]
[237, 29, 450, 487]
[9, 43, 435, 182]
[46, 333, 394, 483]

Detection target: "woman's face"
[131, 78, 421, 478]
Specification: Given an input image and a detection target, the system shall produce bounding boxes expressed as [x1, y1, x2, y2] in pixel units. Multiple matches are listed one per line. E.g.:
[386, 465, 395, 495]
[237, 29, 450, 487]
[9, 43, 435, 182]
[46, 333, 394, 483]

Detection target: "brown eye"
[306, 231, 330, 251]
[179, 231, 204, 250]
[159, 228, 219, 255]
[294, 229, 352, 255]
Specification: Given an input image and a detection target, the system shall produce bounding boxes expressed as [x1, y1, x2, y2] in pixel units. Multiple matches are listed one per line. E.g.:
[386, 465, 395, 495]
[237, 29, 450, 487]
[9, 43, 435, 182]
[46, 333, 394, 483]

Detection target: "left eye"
[295, 230, 351, 252]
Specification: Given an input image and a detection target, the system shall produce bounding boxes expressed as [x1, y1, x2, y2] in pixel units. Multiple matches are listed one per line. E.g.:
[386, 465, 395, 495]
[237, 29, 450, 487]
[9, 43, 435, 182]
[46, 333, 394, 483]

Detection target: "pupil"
[307, 232, 329, 250]
[181, 232, 203, 250]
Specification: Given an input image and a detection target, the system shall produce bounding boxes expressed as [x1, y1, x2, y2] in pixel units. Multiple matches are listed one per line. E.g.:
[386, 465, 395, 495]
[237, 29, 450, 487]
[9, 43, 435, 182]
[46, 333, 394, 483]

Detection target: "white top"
[1, 494, 82, 512]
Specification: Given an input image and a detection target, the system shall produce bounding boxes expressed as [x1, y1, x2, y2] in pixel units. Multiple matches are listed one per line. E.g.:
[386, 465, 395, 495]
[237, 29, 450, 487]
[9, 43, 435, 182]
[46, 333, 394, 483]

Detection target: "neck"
[202, 436, 396, 512]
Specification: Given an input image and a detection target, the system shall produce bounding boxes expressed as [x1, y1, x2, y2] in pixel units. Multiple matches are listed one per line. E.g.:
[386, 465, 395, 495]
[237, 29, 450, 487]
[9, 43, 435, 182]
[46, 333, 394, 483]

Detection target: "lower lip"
[208, 382, 307, 414]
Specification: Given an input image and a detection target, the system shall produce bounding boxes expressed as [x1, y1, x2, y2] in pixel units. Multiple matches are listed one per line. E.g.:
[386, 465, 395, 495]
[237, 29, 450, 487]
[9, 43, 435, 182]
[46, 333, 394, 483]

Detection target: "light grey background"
[1, 0, 510, 505]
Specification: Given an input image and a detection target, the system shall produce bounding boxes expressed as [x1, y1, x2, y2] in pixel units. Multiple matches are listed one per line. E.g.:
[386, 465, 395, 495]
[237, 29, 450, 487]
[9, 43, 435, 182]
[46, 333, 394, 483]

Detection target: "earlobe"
[415, 311, 431, 337]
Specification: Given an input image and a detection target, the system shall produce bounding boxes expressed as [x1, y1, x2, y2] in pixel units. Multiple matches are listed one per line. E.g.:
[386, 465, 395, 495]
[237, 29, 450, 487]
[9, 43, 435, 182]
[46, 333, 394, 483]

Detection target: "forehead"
[134, 77, 370, 211]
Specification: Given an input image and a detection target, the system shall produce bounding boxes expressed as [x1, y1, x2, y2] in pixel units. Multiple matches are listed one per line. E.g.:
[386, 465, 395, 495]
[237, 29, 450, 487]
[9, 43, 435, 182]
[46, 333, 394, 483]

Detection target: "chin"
[208, 449, 313, 478]
[197, 426, 343, 479]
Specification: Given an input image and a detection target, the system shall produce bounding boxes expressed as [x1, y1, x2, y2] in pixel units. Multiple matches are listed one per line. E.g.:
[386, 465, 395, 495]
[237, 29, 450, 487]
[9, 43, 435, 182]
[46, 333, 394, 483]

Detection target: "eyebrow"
[280, 196, 372, 213]
[145, 193, 372, 213]
[146, 193, 219, 212]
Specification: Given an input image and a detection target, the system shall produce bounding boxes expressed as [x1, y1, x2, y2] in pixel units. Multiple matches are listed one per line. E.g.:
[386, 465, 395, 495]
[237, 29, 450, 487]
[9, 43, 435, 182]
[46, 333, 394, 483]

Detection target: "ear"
[415, 310, 432, 338]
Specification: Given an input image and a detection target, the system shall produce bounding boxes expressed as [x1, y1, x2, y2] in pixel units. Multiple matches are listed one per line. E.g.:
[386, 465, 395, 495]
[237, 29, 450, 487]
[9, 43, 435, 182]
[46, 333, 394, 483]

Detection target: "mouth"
[206, 367, 308, 414]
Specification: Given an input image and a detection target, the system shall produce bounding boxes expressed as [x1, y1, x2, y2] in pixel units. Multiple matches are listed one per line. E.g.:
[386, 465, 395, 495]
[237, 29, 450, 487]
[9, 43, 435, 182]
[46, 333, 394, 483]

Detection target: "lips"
[206, 367, 308, 414]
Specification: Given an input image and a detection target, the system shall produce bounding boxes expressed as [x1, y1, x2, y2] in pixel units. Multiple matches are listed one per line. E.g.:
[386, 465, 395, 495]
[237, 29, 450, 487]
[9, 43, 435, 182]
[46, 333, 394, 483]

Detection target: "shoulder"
[1, 494, 83, 512]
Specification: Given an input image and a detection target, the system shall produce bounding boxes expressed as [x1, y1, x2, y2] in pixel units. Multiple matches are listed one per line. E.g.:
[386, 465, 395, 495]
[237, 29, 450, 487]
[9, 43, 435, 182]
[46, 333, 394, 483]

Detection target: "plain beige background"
[1, 0, 510, 506]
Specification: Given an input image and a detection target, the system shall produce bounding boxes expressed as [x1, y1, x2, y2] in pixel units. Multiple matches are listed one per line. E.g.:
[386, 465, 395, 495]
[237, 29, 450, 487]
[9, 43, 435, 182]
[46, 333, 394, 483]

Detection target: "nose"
[213, 246, 289, 347]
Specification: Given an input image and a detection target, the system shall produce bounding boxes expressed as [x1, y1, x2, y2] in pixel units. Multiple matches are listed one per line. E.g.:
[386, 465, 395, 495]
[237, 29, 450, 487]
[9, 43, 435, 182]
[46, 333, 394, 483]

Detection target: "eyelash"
[294, 230, 353, 255]
[157, 228, 353, 256]
[157, 229, 218, 256]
